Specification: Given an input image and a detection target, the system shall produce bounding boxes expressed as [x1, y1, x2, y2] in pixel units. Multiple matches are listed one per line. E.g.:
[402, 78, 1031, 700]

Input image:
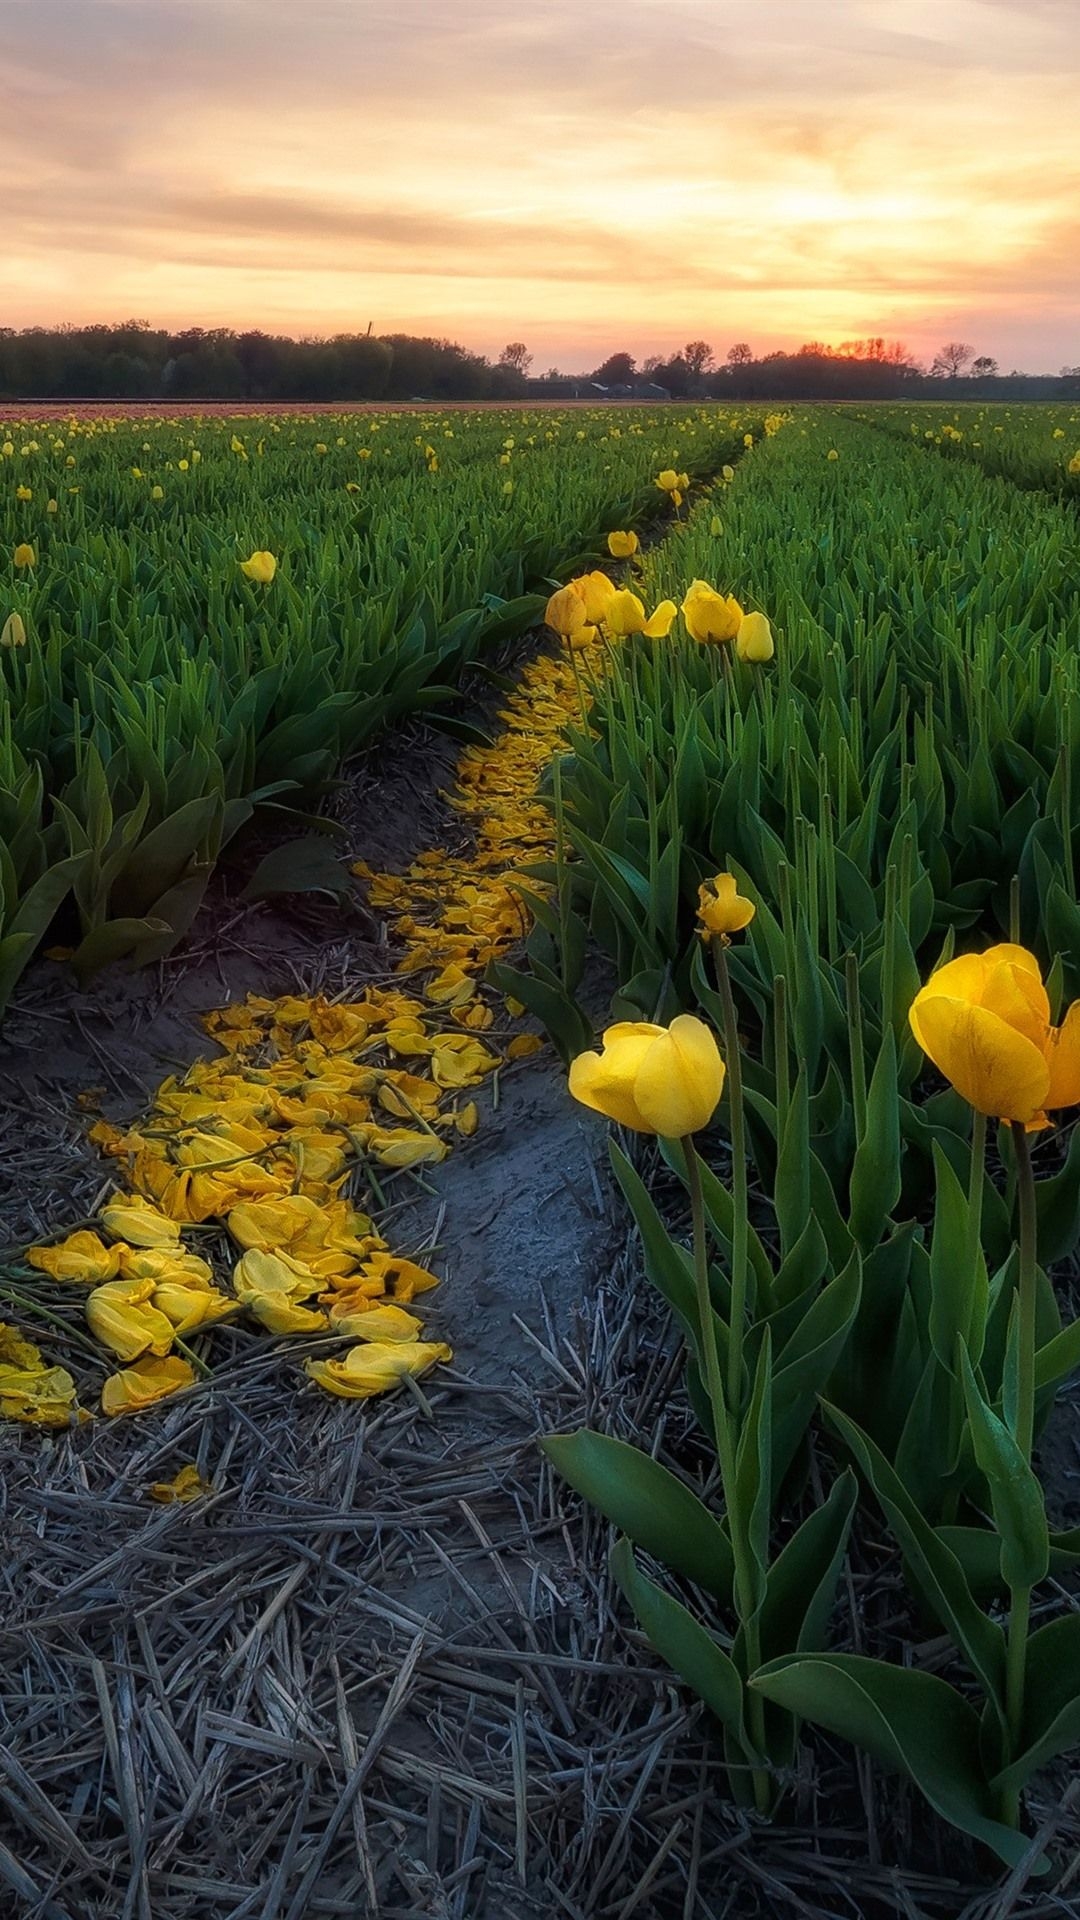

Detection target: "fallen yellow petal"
[148, 1463, 211, 1503]
[305, 1339, 452, 1398]
[101, 1355, 195, 1416]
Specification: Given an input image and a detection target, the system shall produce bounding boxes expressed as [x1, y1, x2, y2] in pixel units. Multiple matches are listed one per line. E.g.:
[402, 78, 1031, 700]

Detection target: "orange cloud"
[1, 0, 1077, 369]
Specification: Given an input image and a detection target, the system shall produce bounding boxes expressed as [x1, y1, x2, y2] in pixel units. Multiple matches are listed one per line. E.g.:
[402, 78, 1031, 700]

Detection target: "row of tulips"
[856, 400, 1080, 502]
[515, 416, 1080, 1868]
[0, 406, 759, 1016]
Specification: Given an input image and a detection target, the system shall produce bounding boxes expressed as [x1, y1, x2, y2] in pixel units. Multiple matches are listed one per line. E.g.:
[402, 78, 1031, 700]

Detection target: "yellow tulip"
[101, 1355, 195, 1416]
[325, 1299, 424, 1340]
[909, 944, 1080, 1126]
[1, 612, 26, 649]
[152, 1281, 239, 1334]
[681, 580, 743, 644]
[569, 1015, 725, 1136]
[118, 1247, 213, 1286]
[603, 589, 677, 639]
[721, 464, 735, 482]
[240, 550, 276, 584]
[13, 543, 35, 569]
[27, 1229, 122, 1284]
[364, 1126, 449, 1166]
[233, 1247, 322, 1303]
[100, 1195, 182, 1247]
[545, 585, 587, 640]
[305, 1338, 452, 1398]
[570, 570, 617, 624]
[46, 498, 58, 514]
[245, 1292, 327, 1336]
[607, 530, 639, 558]
[698, 874, 756, 940]
[735, 611, 775, 662]
[827, 449, 839, 461]
[86, 1279, 177, 1361]
[656, 468, 679, 491]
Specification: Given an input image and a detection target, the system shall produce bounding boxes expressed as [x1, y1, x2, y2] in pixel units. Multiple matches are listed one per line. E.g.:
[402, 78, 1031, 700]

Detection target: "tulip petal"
[1045, 1001, 1080, 1110]
[634, 1015, 726, 1136]
[642, 600, 677, 638]
[910, 995, 1050, 1122]
[980, 959, 1050, 1047]
[568, 1047, 651, 1131]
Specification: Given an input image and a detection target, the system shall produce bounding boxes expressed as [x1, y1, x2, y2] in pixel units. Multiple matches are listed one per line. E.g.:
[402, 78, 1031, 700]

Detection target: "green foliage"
[534, 408, 1080, 1859]
[0, 403, 748, 1006]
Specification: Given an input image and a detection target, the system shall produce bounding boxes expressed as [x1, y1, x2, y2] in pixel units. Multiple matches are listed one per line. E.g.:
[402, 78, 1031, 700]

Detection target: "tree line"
[0, 323, 1075, 403]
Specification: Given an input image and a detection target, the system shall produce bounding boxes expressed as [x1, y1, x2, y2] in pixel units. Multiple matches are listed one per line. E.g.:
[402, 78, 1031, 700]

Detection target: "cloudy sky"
[3, 0, 1078, 370]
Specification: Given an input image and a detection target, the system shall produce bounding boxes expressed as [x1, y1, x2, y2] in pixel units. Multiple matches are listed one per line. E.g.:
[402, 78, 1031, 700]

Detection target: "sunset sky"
[3, 0, 1078, 371]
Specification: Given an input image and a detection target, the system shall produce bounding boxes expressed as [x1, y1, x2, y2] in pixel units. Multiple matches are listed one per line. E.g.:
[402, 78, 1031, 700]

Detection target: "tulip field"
[0, 405, 738, 1013]
[3, 401, 1080, 1917]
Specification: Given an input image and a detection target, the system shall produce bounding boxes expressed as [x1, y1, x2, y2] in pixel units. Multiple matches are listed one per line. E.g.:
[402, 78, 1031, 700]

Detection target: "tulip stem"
[845, 955, 867, 1144]
[773, 975, 790, 1141]
[1010, 1123, 1037, 1464]
[683, 1139, 771, 1815]
[967, 1108, 987, 1301]
[711, 939, 750, 1410]
[1000, 1122, 1039, 1827]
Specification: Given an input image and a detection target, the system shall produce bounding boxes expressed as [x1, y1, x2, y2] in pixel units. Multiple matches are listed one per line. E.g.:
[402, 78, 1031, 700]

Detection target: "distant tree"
[727, 342, 753, 366]
[643, 354, 692, 397]
[592, 351, 636, 385]
[1060, 365, 1080, 377]
[970, 356, 998, 379]
[499, 342, 532, 375]
[683, 340, 714, 376]
[931, 341, 974, 378]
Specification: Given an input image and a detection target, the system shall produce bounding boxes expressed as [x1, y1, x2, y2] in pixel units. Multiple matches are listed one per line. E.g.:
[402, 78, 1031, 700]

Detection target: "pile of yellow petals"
[20, 987, 490, 1419]
[353, 613, 614, 988]
[0, 1322, 83, 1427]
[17, 565, 610, 1429]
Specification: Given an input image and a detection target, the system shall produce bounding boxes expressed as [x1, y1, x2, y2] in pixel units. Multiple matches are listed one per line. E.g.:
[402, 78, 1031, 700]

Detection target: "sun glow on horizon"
[0, 0, 1077, 371]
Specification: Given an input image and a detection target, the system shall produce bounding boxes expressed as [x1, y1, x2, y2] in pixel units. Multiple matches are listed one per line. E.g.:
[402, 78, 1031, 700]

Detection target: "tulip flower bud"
[570, 571, 617, 624]
[681, 580, 742, 644]
[606, 530, 640, 558]
[240, 550, 277, 584]
[545, 585, 587, 639]
[569, 1015, 725, 1136]
[909, 944, 1080, 1126]
[698, 874, 756, 941]
[735, 611, 774, 662]
[1, 612, 27, 648]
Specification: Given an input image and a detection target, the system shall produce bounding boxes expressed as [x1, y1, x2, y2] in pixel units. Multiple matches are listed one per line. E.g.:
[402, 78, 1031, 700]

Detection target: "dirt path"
[4, 614, 1080, 1919]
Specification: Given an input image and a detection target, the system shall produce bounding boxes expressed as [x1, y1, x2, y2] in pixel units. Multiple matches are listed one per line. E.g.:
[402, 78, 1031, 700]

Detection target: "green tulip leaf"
[849, 1027, 901, 1252]
[542, 1429, 733, 1602]
[822, 1401, 1006, 1719]
[611, 1538, 749, 1751]
[751, 1654, 1031, 1867]
[958, 1351, 1049, 1594]
[992, 1614, 1080, 1795]
[758, 1469, 858, 1662]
